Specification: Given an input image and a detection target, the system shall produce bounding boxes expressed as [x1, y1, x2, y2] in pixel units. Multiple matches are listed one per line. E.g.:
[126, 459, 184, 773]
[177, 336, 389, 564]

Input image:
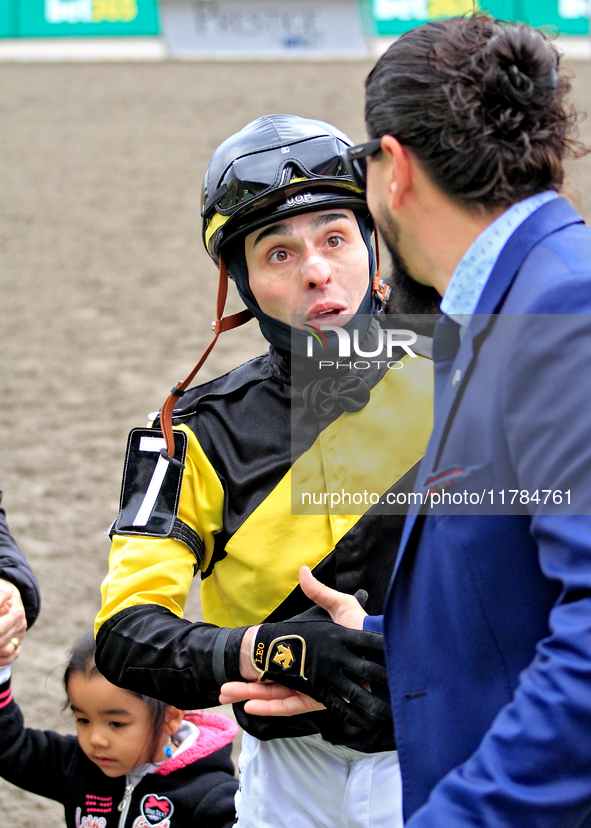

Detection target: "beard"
[376, 209, 442, 316]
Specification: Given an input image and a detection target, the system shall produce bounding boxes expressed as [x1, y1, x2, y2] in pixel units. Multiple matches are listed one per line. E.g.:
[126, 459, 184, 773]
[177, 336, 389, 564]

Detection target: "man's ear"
[380, 135, 412, 211]
[163, 706, 185, 737]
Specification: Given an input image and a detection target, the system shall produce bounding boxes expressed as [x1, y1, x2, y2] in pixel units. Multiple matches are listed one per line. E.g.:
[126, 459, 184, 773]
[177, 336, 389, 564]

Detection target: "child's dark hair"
[64, 630, 170, 763]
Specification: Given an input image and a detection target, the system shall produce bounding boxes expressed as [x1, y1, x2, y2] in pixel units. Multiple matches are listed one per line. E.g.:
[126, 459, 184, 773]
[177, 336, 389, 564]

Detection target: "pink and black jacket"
[0, 678, 238, 828]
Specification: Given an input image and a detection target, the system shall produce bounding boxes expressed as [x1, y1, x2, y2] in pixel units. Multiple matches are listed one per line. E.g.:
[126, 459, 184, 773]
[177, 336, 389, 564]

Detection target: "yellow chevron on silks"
[291, 354, 434, 515]
[97, 356, 433, 634]
[201, 355, 433, 628]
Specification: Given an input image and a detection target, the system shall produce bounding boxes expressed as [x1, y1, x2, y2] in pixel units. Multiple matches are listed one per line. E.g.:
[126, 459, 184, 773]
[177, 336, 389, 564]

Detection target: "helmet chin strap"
[160, 256, 253, 459]
[371, 235, 391, 310]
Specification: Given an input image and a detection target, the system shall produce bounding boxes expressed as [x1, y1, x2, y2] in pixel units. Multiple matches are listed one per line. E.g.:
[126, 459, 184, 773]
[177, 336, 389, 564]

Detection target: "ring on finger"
[10, 637, 20, 651]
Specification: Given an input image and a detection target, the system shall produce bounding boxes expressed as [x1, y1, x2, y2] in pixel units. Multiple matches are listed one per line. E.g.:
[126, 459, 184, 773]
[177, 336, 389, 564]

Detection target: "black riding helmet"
[202, 114, 369, 262]
[201, 114, 385, 353]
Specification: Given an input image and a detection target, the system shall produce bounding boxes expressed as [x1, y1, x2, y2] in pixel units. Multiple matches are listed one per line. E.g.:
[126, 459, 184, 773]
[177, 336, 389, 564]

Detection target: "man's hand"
[0, 579, 26, 665]
[219, 680, 325, 716]
[224, 567, 387, 726]
[231, 599, 323, 715]
[235, 567, 367, 681]
[299, 565, 367, 629]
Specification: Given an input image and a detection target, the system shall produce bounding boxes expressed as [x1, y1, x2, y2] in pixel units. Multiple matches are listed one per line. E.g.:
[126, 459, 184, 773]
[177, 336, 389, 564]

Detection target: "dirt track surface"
[1, 58, 591, 827]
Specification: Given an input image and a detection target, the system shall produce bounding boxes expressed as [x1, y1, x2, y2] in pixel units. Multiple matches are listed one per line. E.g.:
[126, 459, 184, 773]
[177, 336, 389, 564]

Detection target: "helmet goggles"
[201, 134, 356, 219]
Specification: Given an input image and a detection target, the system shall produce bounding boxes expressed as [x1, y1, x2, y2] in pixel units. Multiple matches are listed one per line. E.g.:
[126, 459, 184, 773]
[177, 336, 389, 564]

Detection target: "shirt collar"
[440, 191, 558, 327]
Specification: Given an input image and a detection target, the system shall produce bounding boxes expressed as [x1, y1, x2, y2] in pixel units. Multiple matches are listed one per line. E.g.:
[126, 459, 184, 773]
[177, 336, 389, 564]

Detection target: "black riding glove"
[249, 591, 391, 728]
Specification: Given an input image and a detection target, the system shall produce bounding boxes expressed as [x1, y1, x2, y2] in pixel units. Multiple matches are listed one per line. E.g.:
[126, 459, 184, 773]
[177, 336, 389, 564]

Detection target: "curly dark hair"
[365, 14, 588, 208]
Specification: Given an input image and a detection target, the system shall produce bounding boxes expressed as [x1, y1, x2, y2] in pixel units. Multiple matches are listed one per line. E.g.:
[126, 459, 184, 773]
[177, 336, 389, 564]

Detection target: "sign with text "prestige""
[160, 0, 367, 58]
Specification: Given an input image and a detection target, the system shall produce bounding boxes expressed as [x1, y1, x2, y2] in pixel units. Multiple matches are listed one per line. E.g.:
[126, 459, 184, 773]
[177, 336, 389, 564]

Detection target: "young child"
[0, 630, 239, 827]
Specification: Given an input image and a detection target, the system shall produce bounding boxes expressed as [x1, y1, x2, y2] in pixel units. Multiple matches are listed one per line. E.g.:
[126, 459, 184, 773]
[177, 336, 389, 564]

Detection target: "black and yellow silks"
[95, 320, 432, 752]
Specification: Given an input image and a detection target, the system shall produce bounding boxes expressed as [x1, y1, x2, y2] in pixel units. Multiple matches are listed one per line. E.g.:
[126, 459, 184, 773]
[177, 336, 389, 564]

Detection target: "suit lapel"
[475, 197, 583, 314]
[392, 197, 584, 576]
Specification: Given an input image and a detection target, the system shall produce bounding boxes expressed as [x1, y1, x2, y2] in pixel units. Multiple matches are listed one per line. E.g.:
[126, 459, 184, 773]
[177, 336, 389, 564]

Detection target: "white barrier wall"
[160, 0, 368, 58]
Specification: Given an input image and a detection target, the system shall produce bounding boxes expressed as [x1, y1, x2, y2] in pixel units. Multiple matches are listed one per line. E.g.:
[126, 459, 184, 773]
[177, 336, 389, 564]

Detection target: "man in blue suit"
[221, 14, 591, 827]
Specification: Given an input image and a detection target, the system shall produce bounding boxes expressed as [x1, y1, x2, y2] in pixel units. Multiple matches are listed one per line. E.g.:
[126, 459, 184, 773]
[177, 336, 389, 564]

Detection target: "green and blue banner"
[0, 0, 159, 36]
[0, 0, 588, 51]
[370, 0, 589, 36]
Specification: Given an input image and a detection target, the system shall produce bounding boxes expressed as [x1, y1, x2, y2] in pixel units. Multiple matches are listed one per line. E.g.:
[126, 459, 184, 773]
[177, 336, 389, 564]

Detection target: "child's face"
[68, 672, 160, 778]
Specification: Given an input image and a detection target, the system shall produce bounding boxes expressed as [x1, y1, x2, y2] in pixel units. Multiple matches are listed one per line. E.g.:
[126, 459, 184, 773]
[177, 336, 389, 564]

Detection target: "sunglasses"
[201, 136, 355, 218]
[346, 138, 383, 189]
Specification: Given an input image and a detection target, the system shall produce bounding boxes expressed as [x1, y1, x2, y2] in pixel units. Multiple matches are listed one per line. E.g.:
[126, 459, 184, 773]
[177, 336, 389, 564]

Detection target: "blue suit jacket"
[367, 197, 591, 827]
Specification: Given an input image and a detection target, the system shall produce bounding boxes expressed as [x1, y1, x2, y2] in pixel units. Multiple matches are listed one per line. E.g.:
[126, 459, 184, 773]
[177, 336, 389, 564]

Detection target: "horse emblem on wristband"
[272, 643, 295, 670]
[266, 636, 307, 677]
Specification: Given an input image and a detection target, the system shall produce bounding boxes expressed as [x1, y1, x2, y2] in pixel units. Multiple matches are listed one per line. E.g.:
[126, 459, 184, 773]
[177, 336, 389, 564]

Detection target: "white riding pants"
[235, 731, 403, 828]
